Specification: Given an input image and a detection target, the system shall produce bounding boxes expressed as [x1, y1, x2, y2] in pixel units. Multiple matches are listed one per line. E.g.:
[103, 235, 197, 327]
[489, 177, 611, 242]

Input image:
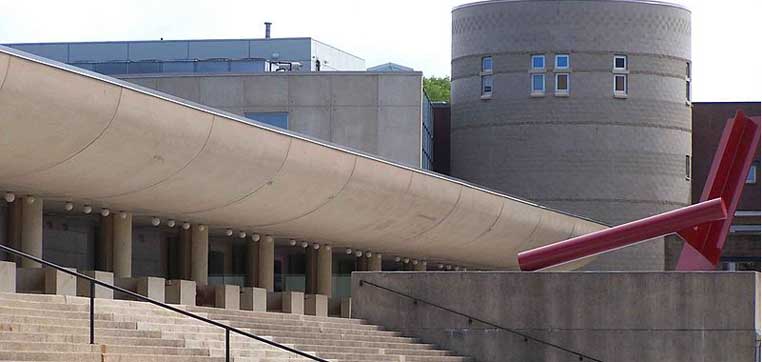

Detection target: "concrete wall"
[450, 0, 692, 270]
[120, 72, 423, 167]
[352, 272, 760, 362]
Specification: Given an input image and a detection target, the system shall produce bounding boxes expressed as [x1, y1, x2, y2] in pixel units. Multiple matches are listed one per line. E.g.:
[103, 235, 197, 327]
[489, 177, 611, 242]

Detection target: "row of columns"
[4, 195, 437, 298]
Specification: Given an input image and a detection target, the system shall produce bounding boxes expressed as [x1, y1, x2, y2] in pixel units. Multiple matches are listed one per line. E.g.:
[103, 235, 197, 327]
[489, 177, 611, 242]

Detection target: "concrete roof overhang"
[0, 46, 606, 269]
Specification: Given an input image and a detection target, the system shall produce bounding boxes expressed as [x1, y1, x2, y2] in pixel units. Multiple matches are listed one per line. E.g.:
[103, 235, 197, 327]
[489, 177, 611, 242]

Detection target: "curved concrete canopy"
[0, 46, 606, 269]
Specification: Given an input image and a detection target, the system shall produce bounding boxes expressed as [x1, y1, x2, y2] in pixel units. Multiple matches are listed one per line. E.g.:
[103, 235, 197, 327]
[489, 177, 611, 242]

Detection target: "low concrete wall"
[352, 272, 760, 362]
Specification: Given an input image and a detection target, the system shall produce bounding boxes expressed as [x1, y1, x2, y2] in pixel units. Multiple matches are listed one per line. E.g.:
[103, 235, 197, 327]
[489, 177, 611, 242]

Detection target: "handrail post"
[225, 328, 230, 362]
[89, 279, 95, 345]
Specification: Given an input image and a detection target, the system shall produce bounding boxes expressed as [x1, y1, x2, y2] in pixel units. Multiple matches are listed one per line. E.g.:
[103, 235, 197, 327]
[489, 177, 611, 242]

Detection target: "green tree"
[423, 76, 451, 102]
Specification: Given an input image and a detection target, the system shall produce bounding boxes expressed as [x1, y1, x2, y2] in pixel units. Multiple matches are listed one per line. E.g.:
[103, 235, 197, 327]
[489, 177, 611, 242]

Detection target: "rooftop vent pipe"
[264, 22, 272, 39]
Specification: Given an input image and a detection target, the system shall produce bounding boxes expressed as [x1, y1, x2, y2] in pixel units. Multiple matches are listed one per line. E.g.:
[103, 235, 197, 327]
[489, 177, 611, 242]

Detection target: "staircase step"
[0, 291, 472, 362]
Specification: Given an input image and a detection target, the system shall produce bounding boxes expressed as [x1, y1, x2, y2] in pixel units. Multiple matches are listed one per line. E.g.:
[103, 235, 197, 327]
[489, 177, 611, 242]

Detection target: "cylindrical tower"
[450, 0, 692, 270]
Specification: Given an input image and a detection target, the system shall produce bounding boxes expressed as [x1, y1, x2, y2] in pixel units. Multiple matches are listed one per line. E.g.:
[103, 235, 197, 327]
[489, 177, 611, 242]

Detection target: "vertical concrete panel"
[331, 106, 379, 154]
[377, 106, 422, 167]
[200, 77, 244, 108]
[156, 77, 201, 103]
[242, 75, 288, 106]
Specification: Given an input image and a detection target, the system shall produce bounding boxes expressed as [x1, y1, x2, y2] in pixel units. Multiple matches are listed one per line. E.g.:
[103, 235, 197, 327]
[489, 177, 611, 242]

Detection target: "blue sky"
[0, 0, 759, 101]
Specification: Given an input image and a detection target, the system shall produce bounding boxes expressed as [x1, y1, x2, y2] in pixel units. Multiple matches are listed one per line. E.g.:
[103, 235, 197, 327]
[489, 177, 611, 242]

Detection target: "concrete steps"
[0, 292, 471, 362]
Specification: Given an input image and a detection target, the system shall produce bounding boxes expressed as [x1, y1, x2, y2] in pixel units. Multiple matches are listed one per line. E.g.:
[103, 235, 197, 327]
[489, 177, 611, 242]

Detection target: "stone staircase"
[0, 292, 472, 362]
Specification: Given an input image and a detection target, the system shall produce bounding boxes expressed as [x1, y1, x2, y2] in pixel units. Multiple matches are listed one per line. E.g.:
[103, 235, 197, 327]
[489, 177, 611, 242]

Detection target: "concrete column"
[369, 253, 382, 271]
[112, 212, 132, 278]
[96, 215, 114, 271]
[317, 245, 332, 296]
[20, 196, 42, 268]
[357, 254, 368, 271]
[190, 225, 208, 286]
[246, 239, 259, 287]
[305, 245, 318, 295]
[414, 260, 427, 271]
[258, 235, 274, 292]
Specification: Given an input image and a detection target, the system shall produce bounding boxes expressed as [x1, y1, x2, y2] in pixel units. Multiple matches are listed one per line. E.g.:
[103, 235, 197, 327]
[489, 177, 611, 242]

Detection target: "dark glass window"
[245, 112, 289, 129]
[481, 75, 494, 96]
[556, 73, 569, 91]
[614, 55, 627, 69]
[615, 74, 627, 93]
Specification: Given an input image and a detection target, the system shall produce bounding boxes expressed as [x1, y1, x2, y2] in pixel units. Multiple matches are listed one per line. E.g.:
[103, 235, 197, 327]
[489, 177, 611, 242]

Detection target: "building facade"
[0, 45, 607, 310]
[450, 0, 692, 270]
[121, 72, 426, 168]
[5, 37, 366, 74]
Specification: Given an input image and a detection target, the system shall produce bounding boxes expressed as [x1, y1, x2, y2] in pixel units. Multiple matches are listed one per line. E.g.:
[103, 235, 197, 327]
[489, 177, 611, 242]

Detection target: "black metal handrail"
[0, 244, 328, 362]
[359, 279, 603, 362]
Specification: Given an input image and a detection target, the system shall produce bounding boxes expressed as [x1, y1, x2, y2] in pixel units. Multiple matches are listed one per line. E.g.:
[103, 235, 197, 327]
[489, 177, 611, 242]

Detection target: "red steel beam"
[675, 112, 760, 270]
[518, 198, 727, 271]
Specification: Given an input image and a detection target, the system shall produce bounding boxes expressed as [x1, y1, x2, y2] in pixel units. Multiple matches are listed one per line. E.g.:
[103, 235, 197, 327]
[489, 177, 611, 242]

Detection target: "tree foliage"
[423, 76, 451, 102]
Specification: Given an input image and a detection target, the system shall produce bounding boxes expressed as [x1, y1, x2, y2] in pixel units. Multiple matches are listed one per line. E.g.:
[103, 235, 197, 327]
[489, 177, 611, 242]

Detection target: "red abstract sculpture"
[518, 111, 760, 271]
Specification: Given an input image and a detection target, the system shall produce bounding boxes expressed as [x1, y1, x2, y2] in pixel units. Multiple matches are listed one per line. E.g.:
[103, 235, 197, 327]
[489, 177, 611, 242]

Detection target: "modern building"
[450, 0, 693, 270]
[0, 45, 607, 307]
[0, 2, 758, 361]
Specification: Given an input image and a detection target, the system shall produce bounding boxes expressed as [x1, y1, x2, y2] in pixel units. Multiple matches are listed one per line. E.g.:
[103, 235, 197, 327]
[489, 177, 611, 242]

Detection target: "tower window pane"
[531, 55, 545, 69]
[481, 75, 494, 96]
[531, 74, 545, 93]
[482, 56, 493, 73]
[556, 73, 569, 92]
[614, 74, 627, 93]
[555, 54, 569, 69]
[614, 55, 627, 70]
